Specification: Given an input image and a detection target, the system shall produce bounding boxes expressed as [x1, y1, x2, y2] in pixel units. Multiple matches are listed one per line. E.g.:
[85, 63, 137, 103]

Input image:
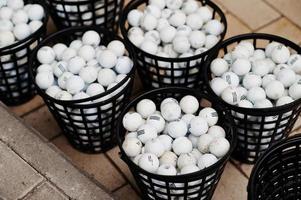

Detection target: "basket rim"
[247, 133, 301, 199]
[28, 25, 136, 106]
[116, 87, 237, 181]
[203, 32, 301, 114]
[45, 0, 115, 5]
[0, 1, 49, 53]
[119, 0, 228, 62]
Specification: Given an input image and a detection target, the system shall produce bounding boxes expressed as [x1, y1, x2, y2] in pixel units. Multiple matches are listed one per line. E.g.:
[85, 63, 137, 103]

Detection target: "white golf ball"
[186, 13, 203, 30]
[181, 114, 196, 126]
[253, 49, 266, 60]
[189, 116, 209, 136]
[123, 112, 144, 132]
[180, 95, 199, 114]
[160, 151, 178, 167]
[140, 14, 157, 31]
[232, 58, 251, 76]
[97, 68, 116, 87]
[146, 114, 165, 133]
[287, 54, 301, 73]
[12, 10, 28, 24]
[69, 40, 83, 51]
[58, 72, 73, 89]
[79, 66, 98, 84]
[189, 30, 206, 49]
[55, 91, 72, 101]
[144, 138, 165, 157]
[98, 49, 117, 69]
[122, 137, 142, 157]
[127, 9, 143, 27]
[86, 83, 105, 97]
[61, 48, 77, 61]
[207, 125, 226, 138]
[210, 77, 229, 96]
[188, 134, 198, 148]
[177, 153, 197, 169]
[168, 120, 188, 138]
[221, 87, 240, 105]
[35, 72, 54, 89]
[204, 19, 224, 36]
[0, 7, 13, 20]
[29, 20, 43, 33]
[210, 58, 229, 77]
[247, 87, 266, 103]
[161, 102, 181, 121]
[107, 40, 125, 57]
[136, 99, 156, 119]
[172, 136, 193, 155]
[197, 154, 218, 170]
[169, 10, 186, 27]
[209, 137, 230, 158]
[242, 73, 262, 89]
[172, 35, 191, 54]
[137, 124, 158, 144]
[82, 30, 101, 46]
[140, 40, 158, 54]
[276, 96, 294, 106]
[78, 45, 95, 61]
[166, 0, 183, 10]
[0, 20, 13, 31]
[68, 56, 86, 74]
[276, 68, 296, 88]
[160, 26, 177, 43]
[199, 107, 218, 127]
[252, 59, 270, 77]
[265, 80, 284, 100]
[37, 46, 56, 64]
[158, 135, 173, 151]
[13, 23, 31, 40]
[115, 56, 133, 74]
[46, 85, 61, 98]
[262, 74, 276, 88]
[271, 44, 290, 64]
[27, 4, 44, 21]
[265, 42, 280, 57]
[138, 153, 159, 173]
[66, 75, 85, 94]
[289, 83, 301, 100]
[222, 72, 240, 87]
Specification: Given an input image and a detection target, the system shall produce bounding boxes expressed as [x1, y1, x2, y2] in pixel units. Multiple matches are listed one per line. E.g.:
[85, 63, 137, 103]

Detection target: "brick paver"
[9, 96, 44, 117]
[23, 182, 68, 200]
[113, 185, 140, 200]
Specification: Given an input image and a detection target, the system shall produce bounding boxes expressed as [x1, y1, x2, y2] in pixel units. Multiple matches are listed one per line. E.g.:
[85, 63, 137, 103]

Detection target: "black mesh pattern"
[117, 87, 236, 200]
[29, 26, 136, 153]
[119, 0, 227, 90]
[248, 134, 301, 200]
[0, 0, 48, 106]
[204, 33, 301, 164]
[45, 0, 124, 32]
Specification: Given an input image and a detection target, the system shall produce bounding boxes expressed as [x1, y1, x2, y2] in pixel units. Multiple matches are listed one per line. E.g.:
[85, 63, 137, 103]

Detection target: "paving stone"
[0, 141, 43, 200]
[258, 17, 301, 44]
[0, 105, 113, 200]
[218, 0, 280, 30]
[225, 13, 251, 39]
[23, 106, 61, 140]
[213, 163, 248, 200]
[24, 182, 68, 200]
[9, 95, 44, 117]
[113, 184, 140, 200]
[105, 147, 139, 190]
[266, 0, 301, 28]
[292, 117, 301, 132]
[52, 136, 126, 192]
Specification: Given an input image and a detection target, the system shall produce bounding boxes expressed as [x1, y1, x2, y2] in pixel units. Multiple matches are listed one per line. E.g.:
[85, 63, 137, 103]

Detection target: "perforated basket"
[204, 33, 301, 164]
[117, 87, 236, 200]
[45, 0, 124, 32]
[248, 134, 301, 200]
[29, 26, 136, 153]
[120, 0, 227, 89]
[0, 0, 48, 106]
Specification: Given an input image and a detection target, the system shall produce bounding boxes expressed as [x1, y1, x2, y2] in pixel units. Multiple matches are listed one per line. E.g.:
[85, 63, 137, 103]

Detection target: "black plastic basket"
[117, 87, 236, 200]
[45, 0, 124, 32]
[204, 33, 301, 164]
[29, 26, 136, 153]
[0, 0, 48, 106]
[120, 0, 227, 90]
[248, 134, 301, 200]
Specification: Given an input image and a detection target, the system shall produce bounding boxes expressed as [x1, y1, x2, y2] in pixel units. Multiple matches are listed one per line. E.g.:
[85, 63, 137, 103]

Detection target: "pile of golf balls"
[126, 0, 224, 60]
[0, 0, 45, 48]
[35, 30, 133, 104]
[210, 41, 301, 109]
[55, 0, 119, 27]
[122, 95, 230, 176]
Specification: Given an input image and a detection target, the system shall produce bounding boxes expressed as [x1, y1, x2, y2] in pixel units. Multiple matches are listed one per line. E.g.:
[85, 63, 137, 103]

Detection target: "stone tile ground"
[5, 0, 301, 199]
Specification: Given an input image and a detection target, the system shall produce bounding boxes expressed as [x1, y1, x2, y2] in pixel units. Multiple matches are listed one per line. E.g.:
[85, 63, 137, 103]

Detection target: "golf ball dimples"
[161, 102, 181, 121]
[172, 35, 191, 54]
[232, 58, 251, 76]
[58, 72, 73, 89]
[199, 107, 218, 126]
[79, 66, 98, 84]
[158, 135, 172, 151]
[168, 120, 188, 138]
[289, 83, 301, 100]
[209, 137, 230, 158]
[276, 68, 296, 88]
[252, 59, 270, 77]
[188, 134, 198, 148]
[146, 114, 165, 133]
[78, 45, 95, 61]
[204, 19, 224, 36]
[136, 99, 156, 119]
[35, 72, 54, 89]
[140, 14, 157, 31]
[127, 9, 143, 27]
[276, 96, 294, 106]
[254, 99, 273, 108]
[197, 154, 218, 170]
[97, 68, 116, 87]
[160, 26, 176, 43]
[169, 10, 186, 27]
[172, 136, 193, 155]
[55, 91, 72, 101]
[160, 151, 178, 167]
[180, 95, 199, 114]
[247, 87, 266, 103]
[262, 74, 276, 88]
[61, 48, 77, 61]
[144, 138, 165, 157]
[265, 42, 280, 58]
[189, 116, 209, 136]
[37, 46, 56, 64]
[12, 10, 28, 24]
[66, 75, 85, 94]
[123, 112, 144, 132]
[70, 40, 83, 51]
[210, 77, 229, 96]
[137, 124, 158, 144]
[107, 40, 125, 57]
[68, 56, 86, 74]
[13, 23, 31, 40]
[186, 13, 203, 30]
[197, 134, 214, 153]
[46, 85, 61, 98]
[29, 20, 43, 33]
[265, 80, 285, 100]
[82, 30, 101, 46]
[288, 54, 301, 73]
[210, 58, 229, 77]
[177, 153, 197, 169]
[86, 83, 105, 97]
[122, 137, 142, 157]
[138, 153, 159, 173]
[166, 0, 183, 10]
